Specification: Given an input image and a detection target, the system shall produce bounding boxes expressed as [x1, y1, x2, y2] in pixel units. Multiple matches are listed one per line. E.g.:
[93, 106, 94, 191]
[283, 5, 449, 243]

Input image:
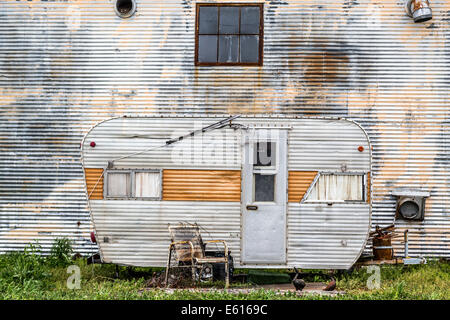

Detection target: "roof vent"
[114, 0, 136, 19]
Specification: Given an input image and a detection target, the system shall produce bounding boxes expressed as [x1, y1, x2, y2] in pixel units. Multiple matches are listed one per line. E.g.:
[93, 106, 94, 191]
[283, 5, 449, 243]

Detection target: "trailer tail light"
[90, 232, 97, 243]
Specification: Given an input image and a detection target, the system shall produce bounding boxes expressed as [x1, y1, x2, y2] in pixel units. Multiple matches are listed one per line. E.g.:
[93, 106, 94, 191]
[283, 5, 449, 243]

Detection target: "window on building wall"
[105, 169, 162, 200]
[195, 3, 264, 66]
[305, 173, 365, 202]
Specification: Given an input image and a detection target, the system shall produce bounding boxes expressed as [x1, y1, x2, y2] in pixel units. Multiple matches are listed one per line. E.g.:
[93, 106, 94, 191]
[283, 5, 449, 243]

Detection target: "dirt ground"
[145, 282, 345, 296]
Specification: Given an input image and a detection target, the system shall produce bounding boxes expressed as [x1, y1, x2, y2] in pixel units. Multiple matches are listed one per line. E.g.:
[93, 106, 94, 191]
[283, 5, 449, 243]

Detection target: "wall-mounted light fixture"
[405, 0, 432, 23]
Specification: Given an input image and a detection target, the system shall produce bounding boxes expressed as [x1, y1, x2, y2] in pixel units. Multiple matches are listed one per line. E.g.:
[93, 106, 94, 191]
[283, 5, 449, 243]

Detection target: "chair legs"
[225, 258, 229, 289]
[164, 246, 173, 287]
[165, 244, 230, 289]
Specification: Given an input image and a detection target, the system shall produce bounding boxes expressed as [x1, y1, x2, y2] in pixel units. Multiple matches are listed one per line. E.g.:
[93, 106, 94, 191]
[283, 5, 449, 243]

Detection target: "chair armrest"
[203, 240, 229, 257]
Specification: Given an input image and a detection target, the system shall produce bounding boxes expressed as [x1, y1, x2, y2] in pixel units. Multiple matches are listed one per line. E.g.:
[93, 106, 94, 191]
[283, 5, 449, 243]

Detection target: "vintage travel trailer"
[81, 115, 371, 268]
[0, 0, 448, 266]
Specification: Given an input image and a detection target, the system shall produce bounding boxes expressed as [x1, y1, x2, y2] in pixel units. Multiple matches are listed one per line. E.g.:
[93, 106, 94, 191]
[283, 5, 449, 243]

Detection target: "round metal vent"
[114, 0, 136, 19]
[398, 198, 420, 219]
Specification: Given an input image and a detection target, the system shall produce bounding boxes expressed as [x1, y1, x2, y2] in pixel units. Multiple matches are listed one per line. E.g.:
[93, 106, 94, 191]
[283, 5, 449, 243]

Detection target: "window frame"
[104, 169, 162, 200]
[253, 172, 276, 203]
[195, 3, 264, 67]
[302, 172, 367, 204]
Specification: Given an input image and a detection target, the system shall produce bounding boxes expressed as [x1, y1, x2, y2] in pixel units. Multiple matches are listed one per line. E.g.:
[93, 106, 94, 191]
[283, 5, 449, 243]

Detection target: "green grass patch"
[0, 242, 448, 300]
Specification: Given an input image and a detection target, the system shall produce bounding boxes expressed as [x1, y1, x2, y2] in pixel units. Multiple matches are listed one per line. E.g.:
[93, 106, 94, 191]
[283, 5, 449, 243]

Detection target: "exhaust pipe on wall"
[405, 0, 433, 23]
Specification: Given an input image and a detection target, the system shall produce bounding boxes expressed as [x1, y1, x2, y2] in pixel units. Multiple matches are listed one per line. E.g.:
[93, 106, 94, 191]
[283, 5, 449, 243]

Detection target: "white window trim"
[104, 169, 162, 200]
[301, 172, 367, 204]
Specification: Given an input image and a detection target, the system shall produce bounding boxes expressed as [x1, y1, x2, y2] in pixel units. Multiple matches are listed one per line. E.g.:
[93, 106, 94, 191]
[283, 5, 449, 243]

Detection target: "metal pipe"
[404, 230, 409, 258]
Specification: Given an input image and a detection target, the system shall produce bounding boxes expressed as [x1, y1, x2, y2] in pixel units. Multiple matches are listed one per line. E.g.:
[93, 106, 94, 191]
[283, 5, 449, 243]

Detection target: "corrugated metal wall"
[0, 0, 448, 258]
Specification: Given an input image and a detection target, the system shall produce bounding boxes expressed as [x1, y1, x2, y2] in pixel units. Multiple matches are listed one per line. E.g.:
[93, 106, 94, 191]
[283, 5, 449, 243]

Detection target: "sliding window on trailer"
[104, 169, 162, 200]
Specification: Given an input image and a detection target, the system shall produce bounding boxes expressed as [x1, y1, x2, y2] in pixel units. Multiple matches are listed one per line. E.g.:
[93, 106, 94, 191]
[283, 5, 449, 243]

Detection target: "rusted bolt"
[90, 141, 96, 148]
[358, 146, 364, 152]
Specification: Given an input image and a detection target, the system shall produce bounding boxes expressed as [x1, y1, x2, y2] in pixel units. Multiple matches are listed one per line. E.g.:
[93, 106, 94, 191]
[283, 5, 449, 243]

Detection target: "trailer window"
[105, 169, 161, 200]
[106, 171, 131, 198]
[195, 4, 263, 66]
[305, 173, 365, 202]
[135, 171, 161, 199]
[254, 141, 276, 167]
[254, 173, 275, 202]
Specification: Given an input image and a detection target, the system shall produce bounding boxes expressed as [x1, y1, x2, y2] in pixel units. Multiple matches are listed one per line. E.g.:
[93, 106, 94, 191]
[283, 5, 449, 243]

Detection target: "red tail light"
[90, 232, 97, 243]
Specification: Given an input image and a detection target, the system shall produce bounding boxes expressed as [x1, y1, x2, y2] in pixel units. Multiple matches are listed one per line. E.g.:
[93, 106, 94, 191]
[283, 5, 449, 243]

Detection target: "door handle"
[246, 205, 258, 210]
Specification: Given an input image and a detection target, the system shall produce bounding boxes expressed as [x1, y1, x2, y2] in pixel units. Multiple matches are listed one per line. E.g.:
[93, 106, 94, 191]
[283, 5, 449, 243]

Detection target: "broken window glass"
[218, 35, 239, 63]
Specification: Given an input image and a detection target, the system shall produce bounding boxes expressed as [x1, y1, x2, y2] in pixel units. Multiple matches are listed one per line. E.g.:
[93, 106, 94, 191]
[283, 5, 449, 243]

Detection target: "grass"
[0, 241, 448, 300]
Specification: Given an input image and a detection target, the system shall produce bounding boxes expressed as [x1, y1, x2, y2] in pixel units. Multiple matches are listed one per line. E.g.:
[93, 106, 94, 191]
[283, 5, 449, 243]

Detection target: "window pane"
[307, 174, 364, 201]
[218, 35, 239, 63]
[198, 35, 217, 63]
[199, 6, 218, 34]
[254, 142, 276, 166]
[219, 7, 239, 34]
[254, 173, 275, 202]
[240, 35, 259, 63]
[107, 172, 130, 197]
[241, 7, 260, 34]
[135, 172, 161, 198]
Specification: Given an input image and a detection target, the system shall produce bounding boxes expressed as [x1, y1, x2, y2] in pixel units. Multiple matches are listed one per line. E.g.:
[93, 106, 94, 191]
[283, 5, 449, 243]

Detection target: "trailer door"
[241, 129, 287, 264]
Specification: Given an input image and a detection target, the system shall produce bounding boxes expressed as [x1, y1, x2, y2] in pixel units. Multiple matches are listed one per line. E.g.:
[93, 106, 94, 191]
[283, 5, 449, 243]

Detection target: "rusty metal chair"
[164, 223, 230, 288]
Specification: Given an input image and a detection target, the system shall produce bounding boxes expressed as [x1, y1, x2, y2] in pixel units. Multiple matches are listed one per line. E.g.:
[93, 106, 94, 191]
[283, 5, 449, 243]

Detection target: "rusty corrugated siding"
[287, 171, 318, 203]
[84, 168, 104, 200]
[0, 0, 448, 257]
[163, 169, 241, 201]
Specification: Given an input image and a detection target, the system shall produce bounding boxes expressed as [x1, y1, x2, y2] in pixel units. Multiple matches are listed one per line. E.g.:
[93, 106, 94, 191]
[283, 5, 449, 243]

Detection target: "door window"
[254, 141, 276, 167]
[254, 173, 275, 202]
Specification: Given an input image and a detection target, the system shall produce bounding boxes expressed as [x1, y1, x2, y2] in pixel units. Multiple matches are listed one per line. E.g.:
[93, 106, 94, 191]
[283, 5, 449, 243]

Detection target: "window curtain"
[308, 174, 363, 201]
[135, 172, 161, 198]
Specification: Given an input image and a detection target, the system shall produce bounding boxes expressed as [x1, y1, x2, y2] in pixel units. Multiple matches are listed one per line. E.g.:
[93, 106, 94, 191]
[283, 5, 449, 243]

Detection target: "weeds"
[0, 245, 448, 300]
[48, 238, 73, 267]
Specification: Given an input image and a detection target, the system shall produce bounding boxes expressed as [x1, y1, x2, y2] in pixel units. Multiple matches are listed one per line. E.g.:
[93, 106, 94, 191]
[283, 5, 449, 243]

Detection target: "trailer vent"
[114, 0, 136, 19]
